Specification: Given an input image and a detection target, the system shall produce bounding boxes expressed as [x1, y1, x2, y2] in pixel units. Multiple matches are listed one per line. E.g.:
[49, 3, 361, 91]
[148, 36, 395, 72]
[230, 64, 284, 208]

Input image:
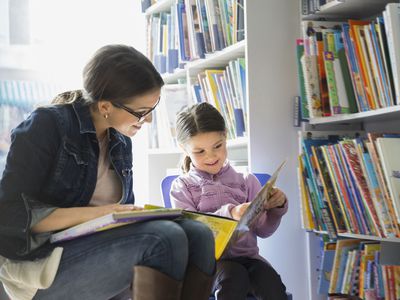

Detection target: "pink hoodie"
[170, 162, 288, 261]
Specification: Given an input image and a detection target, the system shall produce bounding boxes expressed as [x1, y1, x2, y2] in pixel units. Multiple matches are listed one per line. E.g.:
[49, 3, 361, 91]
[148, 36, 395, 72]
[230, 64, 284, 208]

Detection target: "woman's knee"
[132, 220, 189, 279]
[176, 219, 215, 273]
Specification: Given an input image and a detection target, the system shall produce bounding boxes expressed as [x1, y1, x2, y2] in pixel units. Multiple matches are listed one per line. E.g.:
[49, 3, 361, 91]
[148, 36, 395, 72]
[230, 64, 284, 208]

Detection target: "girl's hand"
[264, 188, 287, 211]
[230, 202, 251, 220]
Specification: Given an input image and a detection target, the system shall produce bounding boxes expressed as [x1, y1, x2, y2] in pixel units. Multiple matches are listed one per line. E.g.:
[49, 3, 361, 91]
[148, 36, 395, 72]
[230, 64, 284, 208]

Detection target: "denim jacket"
[0, 98, 134, 260]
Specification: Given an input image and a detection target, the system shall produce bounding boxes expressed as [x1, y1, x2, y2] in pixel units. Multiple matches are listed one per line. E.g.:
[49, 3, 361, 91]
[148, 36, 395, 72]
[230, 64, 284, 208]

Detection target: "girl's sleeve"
[246, 174, 288, 238]
[170, 177, 197, 210]
[0, 109, 61, 259]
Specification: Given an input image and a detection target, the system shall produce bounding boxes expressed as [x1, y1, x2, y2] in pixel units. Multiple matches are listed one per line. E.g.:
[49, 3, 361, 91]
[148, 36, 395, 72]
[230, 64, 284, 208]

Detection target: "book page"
[236, 159, 287, 231]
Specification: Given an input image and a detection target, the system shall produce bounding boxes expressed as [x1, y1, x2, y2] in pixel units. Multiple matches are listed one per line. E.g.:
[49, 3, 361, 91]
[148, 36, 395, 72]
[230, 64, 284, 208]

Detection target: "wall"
[246, 1, 308, 298]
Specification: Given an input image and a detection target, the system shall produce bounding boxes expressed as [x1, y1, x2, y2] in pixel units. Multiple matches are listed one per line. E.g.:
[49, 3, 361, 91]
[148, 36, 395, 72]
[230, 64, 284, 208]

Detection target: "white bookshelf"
[140, 1, 304, 297]
[303, 0, 394, 20]
[299, 1, 400, 299]
[309, 105, 400, 125]
[144, 0, 175, 16]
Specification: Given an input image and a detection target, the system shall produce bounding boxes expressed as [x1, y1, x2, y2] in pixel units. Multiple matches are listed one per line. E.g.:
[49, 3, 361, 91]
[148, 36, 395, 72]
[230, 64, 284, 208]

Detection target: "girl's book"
[50, 208, 183, 243]
[236, 159, 287, 232]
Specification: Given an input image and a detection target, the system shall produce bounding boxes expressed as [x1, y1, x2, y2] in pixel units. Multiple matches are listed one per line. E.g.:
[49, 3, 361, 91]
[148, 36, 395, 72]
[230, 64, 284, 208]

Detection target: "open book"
[50, 208, 182, 243]
[146, 159, 287, 259]
[236, 159, 287, 232]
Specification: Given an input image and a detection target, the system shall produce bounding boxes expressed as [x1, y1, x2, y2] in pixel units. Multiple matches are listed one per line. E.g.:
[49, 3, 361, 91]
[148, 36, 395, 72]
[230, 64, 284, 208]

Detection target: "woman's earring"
[104, 114, 109, 119]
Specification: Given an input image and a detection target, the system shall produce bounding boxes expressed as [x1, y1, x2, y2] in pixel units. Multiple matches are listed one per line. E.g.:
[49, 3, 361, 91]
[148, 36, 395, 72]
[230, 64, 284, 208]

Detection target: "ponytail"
[51, 90, 85, 105]
[181, 155, 192, 173]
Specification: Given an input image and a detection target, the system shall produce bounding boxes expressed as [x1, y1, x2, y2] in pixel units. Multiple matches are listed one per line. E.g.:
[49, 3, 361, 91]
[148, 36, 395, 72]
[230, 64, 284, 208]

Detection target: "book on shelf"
[50, 208, 183, 243]
[375, 137, 400, 224]
[152, 83, 189, 149]
[318, 241, 337, 294]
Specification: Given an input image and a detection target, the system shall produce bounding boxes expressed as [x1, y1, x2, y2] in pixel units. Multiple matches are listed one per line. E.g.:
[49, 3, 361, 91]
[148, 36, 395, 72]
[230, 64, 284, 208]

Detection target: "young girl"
[171, 102, 288, 300]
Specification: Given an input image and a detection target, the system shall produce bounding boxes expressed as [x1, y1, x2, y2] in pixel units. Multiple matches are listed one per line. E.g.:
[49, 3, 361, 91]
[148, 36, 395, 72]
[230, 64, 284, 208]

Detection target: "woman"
[0, 45, 215, 300]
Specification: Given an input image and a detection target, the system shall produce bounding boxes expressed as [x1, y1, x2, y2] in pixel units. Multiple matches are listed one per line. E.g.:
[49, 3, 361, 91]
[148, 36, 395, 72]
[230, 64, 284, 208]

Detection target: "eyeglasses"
[111, 97, 160, 122]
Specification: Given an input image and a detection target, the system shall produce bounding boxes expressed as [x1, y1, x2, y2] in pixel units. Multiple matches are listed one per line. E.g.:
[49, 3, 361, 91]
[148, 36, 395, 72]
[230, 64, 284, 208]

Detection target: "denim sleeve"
[30, 206, 58, 251]
[0, 108, 61, 259]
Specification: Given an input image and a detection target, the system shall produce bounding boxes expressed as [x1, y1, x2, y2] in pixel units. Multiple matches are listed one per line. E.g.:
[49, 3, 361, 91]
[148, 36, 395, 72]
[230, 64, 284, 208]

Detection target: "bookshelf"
[298, 1, 400, 299]
[138, 1, 305, 297]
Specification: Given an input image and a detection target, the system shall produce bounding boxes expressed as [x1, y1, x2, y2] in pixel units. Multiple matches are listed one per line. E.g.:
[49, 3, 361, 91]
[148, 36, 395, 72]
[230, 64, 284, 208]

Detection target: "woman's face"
[108, 89, 161, 137]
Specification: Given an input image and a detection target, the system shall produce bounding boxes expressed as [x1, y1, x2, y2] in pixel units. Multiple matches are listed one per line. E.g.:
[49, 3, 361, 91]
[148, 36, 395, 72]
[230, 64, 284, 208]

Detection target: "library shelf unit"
[299, 1, 400, 299]
[139, 1, 305, 297]
[302, 0, 395, 20]
[141, 1, 249, 207]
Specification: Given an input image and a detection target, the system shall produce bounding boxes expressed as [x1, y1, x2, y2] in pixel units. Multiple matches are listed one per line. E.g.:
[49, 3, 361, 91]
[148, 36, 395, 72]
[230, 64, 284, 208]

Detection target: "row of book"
[145, 0, 245, 74]
[149, 57, 247, 149]
[191, 57, 247, 139]
[318, 239, 400, 299]
[297, 3, 400, 119]
[298, 131, 400, 240]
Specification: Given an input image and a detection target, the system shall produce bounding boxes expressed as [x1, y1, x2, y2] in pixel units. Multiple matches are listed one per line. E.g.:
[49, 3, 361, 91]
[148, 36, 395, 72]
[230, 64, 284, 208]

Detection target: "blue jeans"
[34, 218, 215, 300]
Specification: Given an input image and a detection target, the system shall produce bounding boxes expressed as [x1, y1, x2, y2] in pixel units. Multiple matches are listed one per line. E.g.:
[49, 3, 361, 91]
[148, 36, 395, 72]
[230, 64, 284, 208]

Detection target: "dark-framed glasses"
[111, 97, 160, 122]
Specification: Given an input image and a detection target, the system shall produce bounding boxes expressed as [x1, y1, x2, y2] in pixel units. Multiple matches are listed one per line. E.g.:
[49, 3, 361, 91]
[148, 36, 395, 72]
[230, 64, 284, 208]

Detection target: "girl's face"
[183, 131, 227, 175]
[108, 89, 161, 137]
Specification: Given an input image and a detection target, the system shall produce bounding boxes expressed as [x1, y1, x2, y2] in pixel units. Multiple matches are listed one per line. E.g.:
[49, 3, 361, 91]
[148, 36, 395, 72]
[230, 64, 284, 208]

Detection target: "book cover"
[318, 242, 337, 294]
[375, 137, 400, 224]
[235, 159, 287, 232]
[329, 239, 361, 294]
[182, 211, 237, 259]
[340, 139, 383, 237]
[50, 208, 183, 243]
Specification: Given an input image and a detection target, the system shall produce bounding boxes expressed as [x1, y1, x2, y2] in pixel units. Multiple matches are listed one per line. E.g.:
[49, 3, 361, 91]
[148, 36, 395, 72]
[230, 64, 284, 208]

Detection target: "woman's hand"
[32, 204, 143, 233]
[89, 204, 143, 219]
[264, 187, 287, 211]
[230, 202, 251, 221]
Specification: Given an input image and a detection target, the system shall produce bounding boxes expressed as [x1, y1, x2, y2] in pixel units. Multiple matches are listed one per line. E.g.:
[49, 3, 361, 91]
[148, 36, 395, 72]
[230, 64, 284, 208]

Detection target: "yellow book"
[183, 211, 238, 260]
[144, 204, 237, 260]
[204, 69, 224, 111]
[298, 154, 315, 230]
[359, 243, 381, 298]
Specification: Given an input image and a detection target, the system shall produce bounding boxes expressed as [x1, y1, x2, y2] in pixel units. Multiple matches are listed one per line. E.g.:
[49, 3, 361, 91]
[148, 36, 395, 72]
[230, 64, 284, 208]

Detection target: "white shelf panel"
[227, 136, 248, 148]
[309, 105, 400, 125]
[187, 40, 246, 75]
[339, 233, 400, 243]
[145, 0, 174, 16]
[162, 68, 186, 84]
[147, 148, 182, 155]
[147, 137, 248, 155]
[303, 0, 394, 19]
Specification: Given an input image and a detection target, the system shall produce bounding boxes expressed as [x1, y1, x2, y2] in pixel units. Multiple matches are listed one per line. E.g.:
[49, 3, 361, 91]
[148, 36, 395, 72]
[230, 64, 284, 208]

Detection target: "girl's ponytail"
[181, 155, 192, 173]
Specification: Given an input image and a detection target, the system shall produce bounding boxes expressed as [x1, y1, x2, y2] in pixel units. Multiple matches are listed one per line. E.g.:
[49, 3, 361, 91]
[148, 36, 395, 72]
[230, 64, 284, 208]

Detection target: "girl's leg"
[213, 259, 250, 300]
[247, 258, 287, 300]
[34, 220, 188, 300]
